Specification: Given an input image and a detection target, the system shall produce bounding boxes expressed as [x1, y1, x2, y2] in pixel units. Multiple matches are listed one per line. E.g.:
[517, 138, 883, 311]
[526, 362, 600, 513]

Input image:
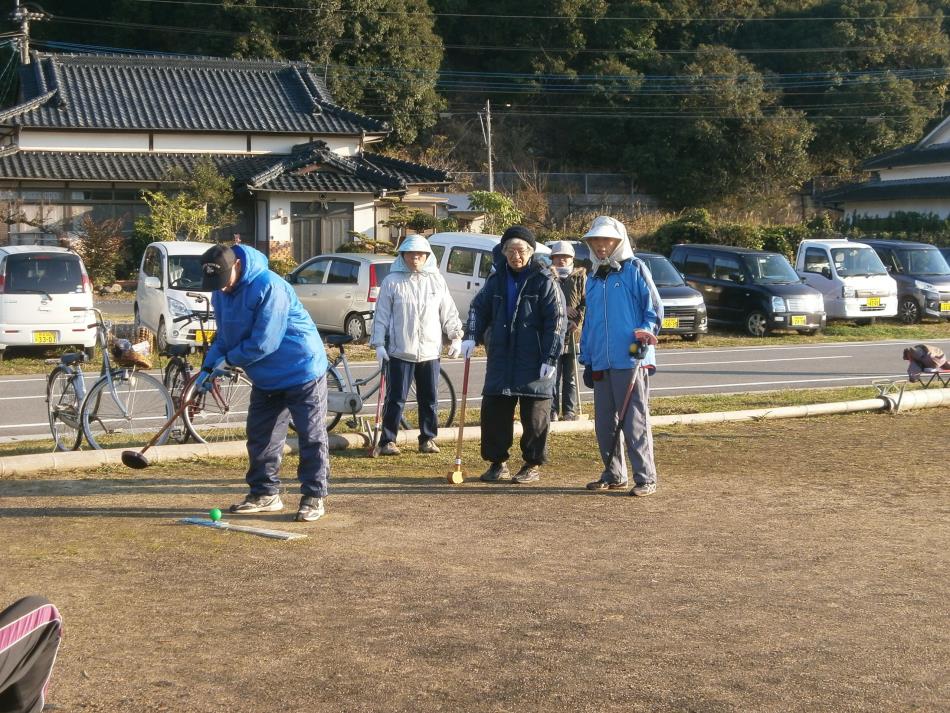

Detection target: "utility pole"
[478, 99, 494, 192]
[10, 0, 47, 64]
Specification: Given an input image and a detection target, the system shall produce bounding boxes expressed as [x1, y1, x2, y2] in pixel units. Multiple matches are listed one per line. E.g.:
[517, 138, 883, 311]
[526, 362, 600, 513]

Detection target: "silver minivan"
[0, 245, 96, 357]
[285, 252, 395, 341]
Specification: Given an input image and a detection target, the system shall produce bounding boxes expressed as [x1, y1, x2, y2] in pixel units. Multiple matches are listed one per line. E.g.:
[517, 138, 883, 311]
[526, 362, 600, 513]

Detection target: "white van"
[795, 239, 898, 321]
[0, 245, 96, 357]
[134, 241, 217, 351]
[427, 232, 551, 316]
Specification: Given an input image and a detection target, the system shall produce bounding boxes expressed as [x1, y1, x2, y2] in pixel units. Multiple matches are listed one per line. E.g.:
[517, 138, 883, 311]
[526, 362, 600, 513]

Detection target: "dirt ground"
[1, 410, 948, 712]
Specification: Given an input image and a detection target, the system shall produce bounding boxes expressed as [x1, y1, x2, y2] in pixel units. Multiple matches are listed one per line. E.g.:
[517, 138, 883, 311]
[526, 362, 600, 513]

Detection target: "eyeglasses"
[507, 248, 530, 256]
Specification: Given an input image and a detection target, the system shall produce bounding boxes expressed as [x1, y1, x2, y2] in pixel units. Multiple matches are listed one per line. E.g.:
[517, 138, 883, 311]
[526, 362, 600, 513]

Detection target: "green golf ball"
[209, 508, 222, 522]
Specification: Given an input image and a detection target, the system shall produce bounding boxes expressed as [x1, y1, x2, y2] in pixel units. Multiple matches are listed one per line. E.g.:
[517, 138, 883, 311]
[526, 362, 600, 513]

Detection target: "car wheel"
[344, 313, 367, 342]
[682, 333, 701, 342]
[156, 317, 169, 353]
[745, 311, 769, 338]
[898, 296, 921, 324]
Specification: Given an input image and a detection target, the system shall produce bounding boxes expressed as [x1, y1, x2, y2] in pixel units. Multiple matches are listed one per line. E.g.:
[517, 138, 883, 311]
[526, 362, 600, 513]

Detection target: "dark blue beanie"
[500, 225, 536, 250]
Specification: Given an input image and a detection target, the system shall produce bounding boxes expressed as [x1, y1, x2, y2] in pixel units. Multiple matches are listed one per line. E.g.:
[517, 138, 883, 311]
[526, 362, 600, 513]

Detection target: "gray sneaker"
[630, 482, 657, 497]
[296, 496, 325, 522]
[379, 442, 401, 456]
[419, 439, 440, 454]
[513, 464, 540, 484]
[229, 492, 283, 514]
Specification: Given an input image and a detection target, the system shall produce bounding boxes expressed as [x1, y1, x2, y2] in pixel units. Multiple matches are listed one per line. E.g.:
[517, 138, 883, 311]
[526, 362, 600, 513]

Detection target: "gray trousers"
[592, 367, 656, 486]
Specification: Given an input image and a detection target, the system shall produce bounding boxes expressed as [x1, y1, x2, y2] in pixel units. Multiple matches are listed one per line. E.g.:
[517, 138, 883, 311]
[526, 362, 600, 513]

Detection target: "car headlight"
[770, 296, 786, 313]
[842, 286, 856, 298]
[167, 296, 191, 317]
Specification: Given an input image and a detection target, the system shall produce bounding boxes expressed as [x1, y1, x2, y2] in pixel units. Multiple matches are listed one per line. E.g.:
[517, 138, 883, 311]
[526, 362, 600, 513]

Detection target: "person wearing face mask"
[370, 234, 463, 455]
[547, 241, 586, 422]
[579, 216, 663, 496]
[460, 225, 566, 484]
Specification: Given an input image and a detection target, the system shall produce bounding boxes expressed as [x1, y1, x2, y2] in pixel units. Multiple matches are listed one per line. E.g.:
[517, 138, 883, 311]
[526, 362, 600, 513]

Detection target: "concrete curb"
[2, 389, 948, 477]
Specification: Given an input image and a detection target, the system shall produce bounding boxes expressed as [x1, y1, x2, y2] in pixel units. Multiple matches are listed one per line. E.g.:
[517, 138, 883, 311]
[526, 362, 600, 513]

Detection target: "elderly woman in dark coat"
[459, 225, 566, 483]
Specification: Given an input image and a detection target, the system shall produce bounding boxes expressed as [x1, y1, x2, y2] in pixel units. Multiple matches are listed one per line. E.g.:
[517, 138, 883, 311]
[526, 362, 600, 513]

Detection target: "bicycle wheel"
[324, 367, 344, 432]
[163, 359, 191, 443]
[81, 370, 174, 450]
[181, 371, 253, 443]
[47, 366, 82, 451]
[402, 367, 457, 430]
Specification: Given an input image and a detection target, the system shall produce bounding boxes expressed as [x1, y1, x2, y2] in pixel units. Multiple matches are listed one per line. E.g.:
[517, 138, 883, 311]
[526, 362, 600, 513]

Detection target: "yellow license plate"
[195, 330, 216, 344]
[791, 315, 806, 326]
[866, 297, 881, 307]
[661, 317, 679, 329]
[941, 302, 950, 313]
[32, 331, 57, 344]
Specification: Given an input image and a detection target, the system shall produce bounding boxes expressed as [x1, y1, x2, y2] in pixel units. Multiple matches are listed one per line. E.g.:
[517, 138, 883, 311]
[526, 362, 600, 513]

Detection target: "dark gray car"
[861, 239, 950, 323]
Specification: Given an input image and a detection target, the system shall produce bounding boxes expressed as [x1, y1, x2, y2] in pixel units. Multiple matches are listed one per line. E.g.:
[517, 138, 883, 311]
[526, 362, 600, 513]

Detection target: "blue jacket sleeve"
[633, 266, 661, 335]
[225, 281, 290, 367]
[539, 276, 566, 366]
[465, 277, 494, 343]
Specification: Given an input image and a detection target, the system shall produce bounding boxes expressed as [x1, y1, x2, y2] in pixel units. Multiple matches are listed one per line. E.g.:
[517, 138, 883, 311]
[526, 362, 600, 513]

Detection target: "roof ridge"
[33, 51, 302, 71]
[363, 152, 449, 180]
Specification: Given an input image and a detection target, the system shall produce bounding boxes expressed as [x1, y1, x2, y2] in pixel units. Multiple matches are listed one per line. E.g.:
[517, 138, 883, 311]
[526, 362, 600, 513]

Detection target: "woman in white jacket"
[370, 234, 463, 455]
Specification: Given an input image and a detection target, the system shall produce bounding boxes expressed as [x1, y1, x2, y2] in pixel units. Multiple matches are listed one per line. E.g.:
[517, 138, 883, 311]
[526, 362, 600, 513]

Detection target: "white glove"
[540, 363, 557, 380]
[375, 346, 388, 366]
[447, 338, 462, 359]
[460, 339, 476, 359]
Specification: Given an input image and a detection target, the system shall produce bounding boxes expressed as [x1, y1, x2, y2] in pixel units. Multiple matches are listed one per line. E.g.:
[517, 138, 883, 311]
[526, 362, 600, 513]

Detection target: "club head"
[121, 450, 150, 469]
[447, 469, 464, 485]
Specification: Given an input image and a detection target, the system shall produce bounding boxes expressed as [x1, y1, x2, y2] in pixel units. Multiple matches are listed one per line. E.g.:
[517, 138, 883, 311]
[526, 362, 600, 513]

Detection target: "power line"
[127, 0, 943, 23]
[43, 15, 950, 56]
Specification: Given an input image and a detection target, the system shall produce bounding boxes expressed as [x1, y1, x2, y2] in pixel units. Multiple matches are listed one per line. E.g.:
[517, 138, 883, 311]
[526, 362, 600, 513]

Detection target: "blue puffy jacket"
[465, 248, 565, 398]
[580, 258, 661, 371]
[202, 245, 327, 390]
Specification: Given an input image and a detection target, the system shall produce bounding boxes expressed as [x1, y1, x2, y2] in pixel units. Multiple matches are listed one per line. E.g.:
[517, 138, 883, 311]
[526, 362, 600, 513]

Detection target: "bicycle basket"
[110, 338, 153, 369]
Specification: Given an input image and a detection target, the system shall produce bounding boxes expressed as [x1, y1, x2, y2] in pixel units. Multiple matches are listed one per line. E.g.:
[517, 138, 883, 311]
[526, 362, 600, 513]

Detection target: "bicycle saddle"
[162, 344, 194, 357]
[325, 335, 354, 346]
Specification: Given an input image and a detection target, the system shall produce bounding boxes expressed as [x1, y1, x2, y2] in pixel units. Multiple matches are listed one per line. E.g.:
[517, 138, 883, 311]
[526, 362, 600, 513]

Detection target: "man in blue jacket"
[579, 216, 662, 496]
[460, 226, 566, 483]
[197, 243, 330, 522]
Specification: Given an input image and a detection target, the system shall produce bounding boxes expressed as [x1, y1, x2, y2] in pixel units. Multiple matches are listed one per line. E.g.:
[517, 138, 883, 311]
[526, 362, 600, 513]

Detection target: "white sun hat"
[582, 215, 627, 242]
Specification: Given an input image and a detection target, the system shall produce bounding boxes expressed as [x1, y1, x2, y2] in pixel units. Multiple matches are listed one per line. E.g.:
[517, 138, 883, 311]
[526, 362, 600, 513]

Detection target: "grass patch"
[3, 382, 928, 459]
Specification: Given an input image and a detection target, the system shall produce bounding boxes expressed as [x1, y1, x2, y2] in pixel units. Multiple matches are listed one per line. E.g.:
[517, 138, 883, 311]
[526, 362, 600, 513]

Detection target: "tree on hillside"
[628, 47, 814, 208]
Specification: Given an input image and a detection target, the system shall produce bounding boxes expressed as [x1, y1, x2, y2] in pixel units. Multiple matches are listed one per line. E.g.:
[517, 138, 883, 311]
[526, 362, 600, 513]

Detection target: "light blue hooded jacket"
[579, 233, 662, 371]
[202, 244, 327, 390]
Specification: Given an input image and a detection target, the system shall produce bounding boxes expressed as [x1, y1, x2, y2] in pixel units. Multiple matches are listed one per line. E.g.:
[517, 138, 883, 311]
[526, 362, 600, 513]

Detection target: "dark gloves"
[583, 364, 594, 389]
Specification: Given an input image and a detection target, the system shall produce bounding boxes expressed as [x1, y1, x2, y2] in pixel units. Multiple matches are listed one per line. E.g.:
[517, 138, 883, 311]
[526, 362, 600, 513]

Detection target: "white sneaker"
[229, 493, 284, 513]
[295, 496, 325, 522]
[630, 482, 657, 497]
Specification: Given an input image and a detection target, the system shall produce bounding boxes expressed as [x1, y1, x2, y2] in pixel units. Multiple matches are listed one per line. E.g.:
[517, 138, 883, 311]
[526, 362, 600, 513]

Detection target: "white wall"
[19, 130, 150, 151]
[153, 133, 246, 153]
[846, 199, 950, 219]
[880, 163, 950, 181]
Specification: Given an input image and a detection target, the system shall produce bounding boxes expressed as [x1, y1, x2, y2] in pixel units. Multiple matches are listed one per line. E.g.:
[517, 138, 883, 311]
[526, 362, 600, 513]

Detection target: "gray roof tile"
[4, 52, 389, 135]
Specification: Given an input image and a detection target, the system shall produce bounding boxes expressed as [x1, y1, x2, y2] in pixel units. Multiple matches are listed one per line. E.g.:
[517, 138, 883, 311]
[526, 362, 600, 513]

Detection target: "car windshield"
[830, 247, 887, 277]
[3, 253, 84, 294]
[893, 247, 950, 276]
[642, 256, 684, 287]
[742, 253, 800, 284]
[167, 255, 205, 289]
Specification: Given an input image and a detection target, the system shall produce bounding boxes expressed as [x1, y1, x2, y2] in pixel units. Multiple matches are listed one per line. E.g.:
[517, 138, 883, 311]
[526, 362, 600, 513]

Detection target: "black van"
[669, 244, 826, 337]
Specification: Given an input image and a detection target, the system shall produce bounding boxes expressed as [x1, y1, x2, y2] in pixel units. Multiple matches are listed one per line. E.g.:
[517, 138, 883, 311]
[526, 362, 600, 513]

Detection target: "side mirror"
[144, 276, 161, 289]
[820, 266, 832, 280]
[285, 274, 296, 284]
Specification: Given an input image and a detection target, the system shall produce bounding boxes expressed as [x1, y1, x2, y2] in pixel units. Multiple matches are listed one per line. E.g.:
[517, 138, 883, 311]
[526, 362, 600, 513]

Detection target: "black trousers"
[0, 596, 62, 713]
[480, 394, 552, 466]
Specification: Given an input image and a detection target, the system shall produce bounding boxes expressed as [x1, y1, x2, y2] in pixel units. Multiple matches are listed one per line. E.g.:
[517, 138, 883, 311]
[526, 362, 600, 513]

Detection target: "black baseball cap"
[200, 244, 237, 291]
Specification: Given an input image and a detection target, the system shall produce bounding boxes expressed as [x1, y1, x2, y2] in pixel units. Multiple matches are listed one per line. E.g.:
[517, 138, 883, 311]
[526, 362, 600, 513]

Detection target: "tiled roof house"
[820, 115, 950, 219]
[0, 52, 450, 260]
